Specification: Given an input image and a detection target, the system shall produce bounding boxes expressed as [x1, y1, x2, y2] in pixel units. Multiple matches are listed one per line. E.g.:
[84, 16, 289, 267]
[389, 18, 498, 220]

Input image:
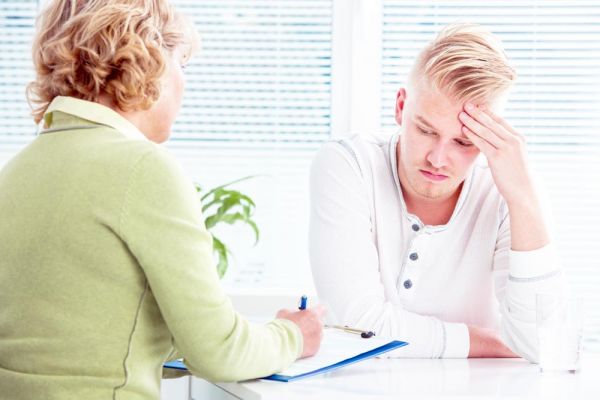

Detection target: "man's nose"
[426, 143, 449, 169]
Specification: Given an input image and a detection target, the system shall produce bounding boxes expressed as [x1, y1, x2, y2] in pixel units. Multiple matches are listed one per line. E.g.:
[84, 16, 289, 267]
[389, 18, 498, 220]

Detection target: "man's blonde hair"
[409, 23, 516, 104]
[27, 0, 199, 124]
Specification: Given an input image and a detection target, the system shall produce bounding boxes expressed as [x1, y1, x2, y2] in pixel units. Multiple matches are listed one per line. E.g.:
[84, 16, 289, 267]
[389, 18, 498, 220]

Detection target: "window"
[0, 0, 37, 162]
[380, 0, 600, 351]
[165, 0, 334, 291]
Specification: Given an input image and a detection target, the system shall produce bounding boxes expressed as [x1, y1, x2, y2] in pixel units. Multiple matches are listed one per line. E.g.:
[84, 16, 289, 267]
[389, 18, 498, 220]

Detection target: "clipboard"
[164, 328, 408, 382]
[264, 338, 407, 382]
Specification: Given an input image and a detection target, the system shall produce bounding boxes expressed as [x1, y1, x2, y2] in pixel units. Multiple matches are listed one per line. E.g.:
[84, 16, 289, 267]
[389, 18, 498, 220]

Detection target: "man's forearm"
[468, 325, 518, 358]
[507, 193, 550, 251]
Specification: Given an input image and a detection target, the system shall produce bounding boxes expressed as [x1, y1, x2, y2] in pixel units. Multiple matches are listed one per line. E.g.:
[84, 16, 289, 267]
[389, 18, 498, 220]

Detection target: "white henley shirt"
[309, 133, 567, 360]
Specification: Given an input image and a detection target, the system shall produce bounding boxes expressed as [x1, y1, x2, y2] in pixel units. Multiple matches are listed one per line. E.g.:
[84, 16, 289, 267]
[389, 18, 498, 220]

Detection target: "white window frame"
[331, 0, 382, 138]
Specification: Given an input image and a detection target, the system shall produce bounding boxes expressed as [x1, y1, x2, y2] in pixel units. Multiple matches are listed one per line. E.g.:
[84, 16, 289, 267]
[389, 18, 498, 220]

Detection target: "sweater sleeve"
[492, 182, 569, 363]
[309, 142, 469, 359]
[118, 148, 302, 382]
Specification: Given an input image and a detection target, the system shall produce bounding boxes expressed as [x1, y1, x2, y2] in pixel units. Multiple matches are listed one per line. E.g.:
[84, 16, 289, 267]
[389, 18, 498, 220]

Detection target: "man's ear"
[394, 88, 407, 125]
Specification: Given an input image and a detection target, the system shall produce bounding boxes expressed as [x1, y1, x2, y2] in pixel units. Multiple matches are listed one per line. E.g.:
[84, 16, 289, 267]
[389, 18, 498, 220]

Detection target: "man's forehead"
[409, 86, 464, 113]
[410, 85, 505, 117]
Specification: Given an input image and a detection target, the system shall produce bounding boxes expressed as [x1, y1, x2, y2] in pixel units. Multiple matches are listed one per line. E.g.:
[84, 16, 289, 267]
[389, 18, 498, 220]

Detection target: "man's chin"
[413, 182, 460, 200]
[417, 190, 451, 200]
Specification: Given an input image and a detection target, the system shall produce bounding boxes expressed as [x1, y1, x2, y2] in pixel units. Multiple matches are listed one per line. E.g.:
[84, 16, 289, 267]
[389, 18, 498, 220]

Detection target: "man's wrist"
[504, 187, 540, 211]
[505, 191, 550, 251]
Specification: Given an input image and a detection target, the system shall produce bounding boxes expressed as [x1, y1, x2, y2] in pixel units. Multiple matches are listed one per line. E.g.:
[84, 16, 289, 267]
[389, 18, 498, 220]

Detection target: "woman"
[0, 1, 323, 398]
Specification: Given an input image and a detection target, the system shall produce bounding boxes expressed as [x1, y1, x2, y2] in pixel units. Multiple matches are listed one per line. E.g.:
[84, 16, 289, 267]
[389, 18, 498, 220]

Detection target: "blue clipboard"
[264, 340, 408, 382]
[164, 340, 408, 382]
[164, 360, 189, 371]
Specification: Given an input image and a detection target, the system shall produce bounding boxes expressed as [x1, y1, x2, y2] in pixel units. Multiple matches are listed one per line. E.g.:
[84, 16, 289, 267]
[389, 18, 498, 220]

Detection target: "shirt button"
[403, 279, 413, 289]
[409, 252, 418, 261]
[412, 224, 420, 232]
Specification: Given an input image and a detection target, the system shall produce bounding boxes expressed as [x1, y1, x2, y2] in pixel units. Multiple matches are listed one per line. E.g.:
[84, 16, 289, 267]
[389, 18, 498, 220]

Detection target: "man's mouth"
[419, 169, 449, 182]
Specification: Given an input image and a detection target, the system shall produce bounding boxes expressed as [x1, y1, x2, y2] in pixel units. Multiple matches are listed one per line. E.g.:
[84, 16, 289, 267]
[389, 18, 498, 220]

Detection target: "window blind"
[0, 0, 37, 162]
[170, 0, 332, 148]
[381, 0, 600, 350]
[168, 0, 333, 289]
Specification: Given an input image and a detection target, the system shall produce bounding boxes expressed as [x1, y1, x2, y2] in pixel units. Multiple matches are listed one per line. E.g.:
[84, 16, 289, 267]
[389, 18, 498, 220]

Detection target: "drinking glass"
[536, 293, 584, 373]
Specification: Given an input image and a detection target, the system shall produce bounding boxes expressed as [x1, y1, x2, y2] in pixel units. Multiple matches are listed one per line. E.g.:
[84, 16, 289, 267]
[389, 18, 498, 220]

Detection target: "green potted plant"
[195, 176, 259, 278]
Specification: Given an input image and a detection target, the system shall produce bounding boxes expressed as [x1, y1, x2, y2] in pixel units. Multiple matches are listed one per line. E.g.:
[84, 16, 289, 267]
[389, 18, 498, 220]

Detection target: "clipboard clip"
[326, 324, 376, 339]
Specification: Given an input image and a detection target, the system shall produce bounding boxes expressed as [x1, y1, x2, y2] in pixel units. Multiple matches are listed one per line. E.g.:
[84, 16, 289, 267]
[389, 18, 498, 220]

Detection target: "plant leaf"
[212, 236, 229, 279]
[197, 176, 261, 278]
[200, 175, 260, 202]
[246, 219, 260, 244]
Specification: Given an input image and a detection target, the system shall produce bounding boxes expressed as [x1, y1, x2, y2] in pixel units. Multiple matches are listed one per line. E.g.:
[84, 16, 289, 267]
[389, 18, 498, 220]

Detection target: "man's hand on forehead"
[458, 103, 534, 205]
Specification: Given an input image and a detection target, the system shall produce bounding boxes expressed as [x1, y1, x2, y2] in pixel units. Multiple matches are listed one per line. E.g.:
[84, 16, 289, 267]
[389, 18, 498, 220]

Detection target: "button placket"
[397, 224, 425, 298]
[402, 236, 422, 292]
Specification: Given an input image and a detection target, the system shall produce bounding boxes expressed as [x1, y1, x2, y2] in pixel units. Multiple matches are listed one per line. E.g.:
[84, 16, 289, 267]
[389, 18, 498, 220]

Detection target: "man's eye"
[455, 139, 473, 147]
[418, 127, 435, 135]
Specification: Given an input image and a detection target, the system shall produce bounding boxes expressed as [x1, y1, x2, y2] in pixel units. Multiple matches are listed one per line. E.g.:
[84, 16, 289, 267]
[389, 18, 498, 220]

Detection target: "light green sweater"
[0, 97, 302, 399]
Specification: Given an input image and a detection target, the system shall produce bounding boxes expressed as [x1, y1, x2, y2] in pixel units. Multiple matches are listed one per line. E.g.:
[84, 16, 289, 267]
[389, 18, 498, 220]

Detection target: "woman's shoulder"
[119, 140, 188, 187]
[96, 134, 181, 176]
[80, 133, 192, 202]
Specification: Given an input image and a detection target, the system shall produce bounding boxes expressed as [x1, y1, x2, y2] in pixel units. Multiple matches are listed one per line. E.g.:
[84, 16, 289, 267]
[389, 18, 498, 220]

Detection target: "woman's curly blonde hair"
[27, 0, 198, 124]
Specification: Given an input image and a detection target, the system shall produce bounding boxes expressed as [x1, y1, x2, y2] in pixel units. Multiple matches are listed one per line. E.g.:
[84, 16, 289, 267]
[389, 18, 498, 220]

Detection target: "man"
[309, 23, 566, 360]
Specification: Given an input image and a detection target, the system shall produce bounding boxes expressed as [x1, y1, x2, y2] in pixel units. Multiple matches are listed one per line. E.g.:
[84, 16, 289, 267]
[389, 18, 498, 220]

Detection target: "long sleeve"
[493, 199, 568, 362]
[309, 142, 469, 358]
[118, 148, 302, 382]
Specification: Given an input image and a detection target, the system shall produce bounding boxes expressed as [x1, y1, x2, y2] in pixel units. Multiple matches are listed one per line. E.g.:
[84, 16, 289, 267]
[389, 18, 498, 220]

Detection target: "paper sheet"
[275, 328, 398, 377]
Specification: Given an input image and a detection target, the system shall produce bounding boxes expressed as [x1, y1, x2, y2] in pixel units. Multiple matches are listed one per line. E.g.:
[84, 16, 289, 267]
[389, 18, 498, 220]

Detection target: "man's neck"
[402, 184, 462, 226]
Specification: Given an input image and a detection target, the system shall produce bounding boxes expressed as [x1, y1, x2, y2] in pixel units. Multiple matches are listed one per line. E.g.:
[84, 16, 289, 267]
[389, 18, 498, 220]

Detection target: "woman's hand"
[276, 304, 326, 359]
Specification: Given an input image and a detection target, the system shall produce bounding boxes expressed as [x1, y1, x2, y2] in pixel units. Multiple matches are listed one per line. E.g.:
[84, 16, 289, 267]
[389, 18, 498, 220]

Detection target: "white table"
[197, 354, 600, 400]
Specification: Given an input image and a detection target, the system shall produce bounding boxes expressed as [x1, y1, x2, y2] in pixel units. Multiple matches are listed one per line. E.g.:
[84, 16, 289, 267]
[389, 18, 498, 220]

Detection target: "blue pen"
[298, 295, 308, 310]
